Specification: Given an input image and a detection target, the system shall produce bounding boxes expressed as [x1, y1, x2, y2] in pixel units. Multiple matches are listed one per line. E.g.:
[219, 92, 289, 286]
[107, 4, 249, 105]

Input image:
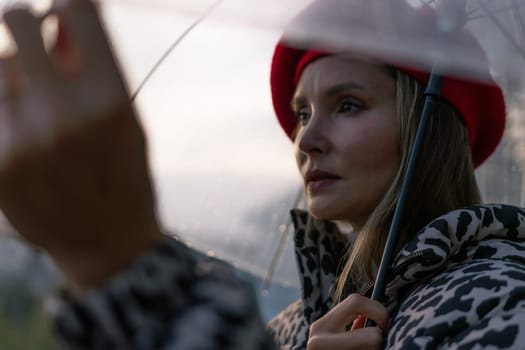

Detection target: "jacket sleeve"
[52, 236, 276, 350]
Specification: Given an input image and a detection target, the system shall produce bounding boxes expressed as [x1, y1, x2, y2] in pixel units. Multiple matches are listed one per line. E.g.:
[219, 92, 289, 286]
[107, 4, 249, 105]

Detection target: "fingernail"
[350, 314, 366, 330]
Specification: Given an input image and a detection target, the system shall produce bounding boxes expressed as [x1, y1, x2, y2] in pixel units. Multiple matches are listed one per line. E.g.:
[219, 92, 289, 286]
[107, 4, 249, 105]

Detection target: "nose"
[295, 113, 331, 156]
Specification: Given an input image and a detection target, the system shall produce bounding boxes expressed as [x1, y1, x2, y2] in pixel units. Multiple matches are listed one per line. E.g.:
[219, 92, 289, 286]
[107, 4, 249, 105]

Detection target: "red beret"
[270, 0, 506, 167]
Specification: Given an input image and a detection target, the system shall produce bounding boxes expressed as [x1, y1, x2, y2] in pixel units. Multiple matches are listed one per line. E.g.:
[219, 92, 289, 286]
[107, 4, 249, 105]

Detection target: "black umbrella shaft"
[365, 70, 443, 327]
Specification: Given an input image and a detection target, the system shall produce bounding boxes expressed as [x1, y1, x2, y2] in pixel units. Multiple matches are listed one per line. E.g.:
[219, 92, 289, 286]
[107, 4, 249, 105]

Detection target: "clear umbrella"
[0, 0, 524, 344]
[101, 0, 525, 312]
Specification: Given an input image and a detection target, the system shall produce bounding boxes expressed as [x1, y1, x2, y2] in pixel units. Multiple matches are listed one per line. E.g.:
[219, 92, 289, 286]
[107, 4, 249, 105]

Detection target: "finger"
[0, 55, 30, 115]
[57, 0, 129, 106]
[59, 0, 120, 78]
[307, 327, 384, 350]
[0, 57, 20, 163]
[0, 57, 18, 98]
[3, 7, 56, 84]
[313, 294, 389, 333]
[52, 16, 81, 76]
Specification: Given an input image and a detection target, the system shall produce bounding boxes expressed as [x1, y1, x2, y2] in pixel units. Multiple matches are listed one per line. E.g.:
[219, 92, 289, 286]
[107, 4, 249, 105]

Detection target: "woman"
[267, 0, 525, 349]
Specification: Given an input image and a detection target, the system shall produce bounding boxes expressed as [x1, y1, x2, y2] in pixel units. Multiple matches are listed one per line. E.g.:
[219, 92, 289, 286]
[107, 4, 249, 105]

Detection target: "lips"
[305, 169, 341, 191]
[306, 169, 341, 182]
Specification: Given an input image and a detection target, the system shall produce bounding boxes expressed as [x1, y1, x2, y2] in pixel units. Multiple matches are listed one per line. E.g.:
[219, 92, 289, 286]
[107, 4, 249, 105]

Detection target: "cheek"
[340, 120, 400, 172]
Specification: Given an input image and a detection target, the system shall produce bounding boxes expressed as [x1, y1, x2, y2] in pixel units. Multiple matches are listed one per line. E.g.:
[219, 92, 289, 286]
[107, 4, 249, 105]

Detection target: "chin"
[306, 197, 365, 226]
[306, 202, 346, 221]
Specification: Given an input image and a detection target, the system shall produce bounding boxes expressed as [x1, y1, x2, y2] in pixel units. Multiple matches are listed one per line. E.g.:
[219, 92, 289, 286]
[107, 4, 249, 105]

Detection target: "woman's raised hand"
[0, 0, 162, 293]
[307, 294, 389, 350]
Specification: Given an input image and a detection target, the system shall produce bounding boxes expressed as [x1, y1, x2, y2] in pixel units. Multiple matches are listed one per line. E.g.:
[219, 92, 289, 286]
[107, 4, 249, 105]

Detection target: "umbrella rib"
[467, 2, 525, 22]
[477, 0, 525, 61]
[419, 0, 436, 7]
[130, 0, 225, 102]
[466, 0, 488, 18]
[262, 188, 303, 291]
[511, 0, 525, 43]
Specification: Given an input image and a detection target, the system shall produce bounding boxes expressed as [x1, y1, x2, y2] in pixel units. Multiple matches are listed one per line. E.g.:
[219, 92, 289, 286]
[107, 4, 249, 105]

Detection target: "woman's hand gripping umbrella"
[306, 294, 388, 350]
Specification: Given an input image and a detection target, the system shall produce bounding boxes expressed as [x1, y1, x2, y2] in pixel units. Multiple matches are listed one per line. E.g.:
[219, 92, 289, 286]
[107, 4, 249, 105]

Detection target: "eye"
[294, 107, 311, 124]
[337, 98, 364, 115]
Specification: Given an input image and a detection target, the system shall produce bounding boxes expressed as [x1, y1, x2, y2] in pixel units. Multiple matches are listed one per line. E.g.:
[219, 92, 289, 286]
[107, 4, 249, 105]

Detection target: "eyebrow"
[326, 82, 368, 96]
[291, 82, 368, 110]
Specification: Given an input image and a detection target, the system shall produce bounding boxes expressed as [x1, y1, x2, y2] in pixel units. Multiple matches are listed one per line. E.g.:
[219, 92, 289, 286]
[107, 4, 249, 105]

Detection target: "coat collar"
[386, 204, 525, 310]
[291, 204, 525, 321]
[290, 209, 351, 324]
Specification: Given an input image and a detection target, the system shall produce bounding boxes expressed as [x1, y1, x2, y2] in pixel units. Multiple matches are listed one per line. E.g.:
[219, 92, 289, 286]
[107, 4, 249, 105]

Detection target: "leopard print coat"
[267, 204, 525, 349]
[53, 236, 275, 350]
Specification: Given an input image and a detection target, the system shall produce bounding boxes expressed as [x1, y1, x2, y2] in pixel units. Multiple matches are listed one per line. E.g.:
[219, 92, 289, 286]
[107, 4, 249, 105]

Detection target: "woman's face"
[293, 55, 400, 228]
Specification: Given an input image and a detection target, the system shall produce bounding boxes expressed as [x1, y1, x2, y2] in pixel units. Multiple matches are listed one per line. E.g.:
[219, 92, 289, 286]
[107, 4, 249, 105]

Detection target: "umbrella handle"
[364, 1, 470, 328]
[366, 70, 444, 324]
[364, 71, 444, 328]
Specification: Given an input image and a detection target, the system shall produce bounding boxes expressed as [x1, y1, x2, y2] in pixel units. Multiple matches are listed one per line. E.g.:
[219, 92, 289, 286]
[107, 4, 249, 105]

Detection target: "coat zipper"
[358, 251, 437, 298]
[359, 280, 375, 297]
[391, 250, 439, 277]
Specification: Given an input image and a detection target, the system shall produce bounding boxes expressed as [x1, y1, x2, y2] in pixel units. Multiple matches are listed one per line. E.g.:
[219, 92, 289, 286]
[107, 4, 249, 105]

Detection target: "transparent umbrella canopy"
[103, 0, 302, 281]
[99, 0, 525, 301]
[105, 0, 305, 319]
[98, 0, 525, 322]
[0, 0, 523, 337]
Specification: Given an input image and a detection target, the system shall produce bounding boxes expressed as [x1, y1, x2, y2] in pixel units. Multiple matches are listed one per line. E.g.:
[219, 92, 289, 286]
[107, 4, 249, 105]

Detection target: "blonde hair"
[334, 69, 481, 301]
